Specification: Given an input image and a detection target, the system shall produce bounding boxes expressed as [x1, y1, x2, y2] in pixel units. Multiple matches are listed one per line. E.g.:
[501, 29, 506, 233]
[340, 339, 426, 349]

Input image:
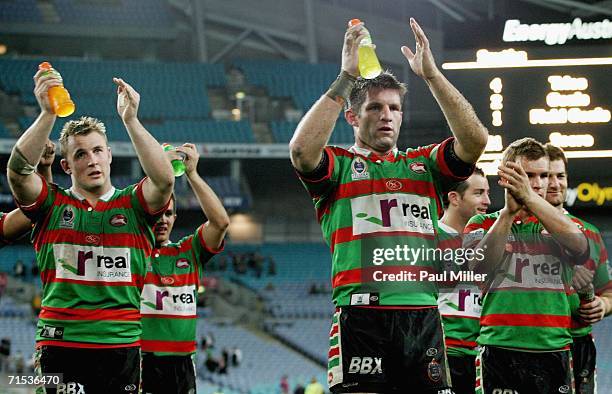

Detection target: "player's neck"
[354, 139, 395, 157]
[440, 210, 467, 233]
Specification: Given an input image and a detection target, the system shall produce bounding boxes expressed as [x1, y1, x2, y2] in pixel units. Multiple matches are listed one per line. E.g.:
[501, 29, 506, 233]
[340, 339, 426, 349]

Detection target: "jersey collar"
[348, 145, 399, 162]
[69, 186, 116, 202]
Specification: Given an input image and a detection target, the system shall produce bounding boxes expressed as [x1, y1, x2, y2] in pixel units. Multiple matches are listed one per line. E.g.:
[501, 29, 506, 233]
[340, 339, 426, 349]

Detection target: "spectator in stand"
[294, 382, 305, 394]
[0, 338, 11, 372]
[231, 346, 242, 366]
[305, 377, 324, 394]
[268, 255, 276, 276]
[13, 259, 25, 279]
[280, 375, 290, 394]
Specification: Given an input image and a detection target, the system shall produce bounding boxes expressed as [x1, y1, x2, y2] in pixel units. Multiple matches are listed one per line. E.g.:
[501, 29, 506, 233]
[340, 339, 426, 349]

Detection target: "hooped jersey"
[140, 226, 222, 355]
[19, 176, 166, 347]
[565, 212, 611, 337]
[464, 211, 580, 351]
[436, 222, 481, 357]
[298, 138, 470, 306]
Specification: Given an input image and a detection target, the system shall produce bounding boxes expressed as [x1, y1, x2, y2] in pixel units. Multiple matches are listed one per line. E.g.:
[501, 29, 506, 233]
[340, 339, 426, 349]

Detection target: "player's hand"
[502, 188, 522, 216]
[38, 140, 56, 168]
[572, 266, 595, 291]
[342, 21, 367, 78]
[578, 296, 606, 324]
[176, 143, 199, 176]
[113, 77, 140, 122]
[498, 161, 537, 206]
[401, 18, 441, 81]
[33, 69, 62, 115]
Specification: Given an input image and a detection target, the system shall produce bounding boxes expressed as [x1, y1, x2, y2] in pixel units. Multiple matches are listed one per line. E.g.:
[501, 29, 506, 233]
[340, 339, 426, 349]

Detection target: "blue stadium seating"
[52, 0, 174, 28]
[0, 0, 42, 24]
[271, 120, 353, 144]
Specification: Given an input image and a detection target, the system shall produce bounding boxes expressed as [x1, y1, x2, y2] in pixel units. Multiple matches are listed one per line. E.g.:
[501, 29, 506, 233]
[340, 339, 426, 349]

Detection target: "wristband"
[325, 71, 357, 104]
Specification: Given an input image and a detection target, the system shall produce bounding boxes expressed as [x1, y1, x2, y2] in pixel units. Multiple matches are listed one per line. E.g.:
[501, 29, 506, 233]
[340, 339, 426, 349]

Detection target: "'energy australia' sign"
[503, 18, 612, 46]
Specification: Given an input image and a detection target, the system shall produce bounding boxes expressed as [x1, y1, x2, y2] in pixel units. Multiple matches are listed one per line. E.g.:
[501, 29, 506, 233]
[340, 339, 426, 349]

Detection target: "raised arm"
[7, 70, 60, 204]
[114, 77, 174, 212]
[499, 161, 588, 258]
[176, 143, 229, 250]
[467, 192, 520, 273]
[289, 22, 366, 172]
[1, 209, 32, 242]
[401, 18, 488, 164]
[36, 140, 56, 184]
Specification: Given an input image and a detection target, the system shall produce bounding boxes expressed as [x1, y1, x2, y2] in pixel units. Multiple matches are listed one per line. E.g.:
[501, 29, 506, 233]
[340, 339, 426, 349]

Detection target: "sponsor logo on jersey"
[409, 162, 427, 174]
[140, 284, 197, 316]
[352, 193, 434, 236]
[176, 258, 190, 269]
[558, 385, 570, 393]
[385, 179, 402, 191]
[437, 390, 453, 394]
[438, 286, 483, 317]
[499, 255, 565, 289]
[85, 234, 100, 245]
[426, 348, 438, 357]
[57, 382, 85, 394]
[110, 214, 128, 227]
[60, 207, 75, 229]
[349, 293, 379, 306]
[492, 390, 519, 394]
[161, 276, 175, 285]
[347, 357, 382, 374]
[40, 324, 64, 339]
[351, 157, 370, 180]
[53, 244, 132, 283]
[124, 384, 137, 392]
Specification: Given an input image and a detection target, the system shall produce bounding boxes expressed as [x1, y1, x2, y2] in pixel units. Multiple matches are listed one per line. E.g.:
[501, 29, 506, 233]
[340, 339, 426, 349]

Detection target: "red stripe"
[442, 314, 480, 320]
[37, 340, 140, 349]
[155, 238, 195, 256]
[438, 238, 462, 249]
[42, 229, 151, 250]
[331, 226, 435, 250]
[570, 318, 589, 330]
[40, 269, 145, 288]
[332, 265, 437, 288]
[481, 313, 570, 328]
[445, 338, 477, 348]
[465, 217, 497, 233]
[354, 305, 437, 310]
[141, 339, 196, 353]
[144, 272, 198, 287]
[334, 178, 437, 201]
[52, 193, 133, 212]
[330, 325, 338, 336]
[40, 306, 140, 321]
[328, 346, 340, 359]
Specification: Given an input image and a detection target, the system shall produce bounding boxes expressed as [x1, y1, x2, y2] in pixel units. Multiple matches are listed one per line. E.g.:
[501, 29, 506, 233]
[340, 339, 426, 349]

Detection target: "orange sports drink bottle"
[38, 62, 75, 117]
[348, 18, 382, 79]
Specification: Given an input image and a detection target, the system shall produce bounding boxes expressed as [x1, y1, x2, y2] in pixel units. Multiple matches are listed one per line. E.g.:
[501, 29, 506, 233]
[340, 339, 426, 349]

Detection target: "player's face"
[546, 159, 567, 208]
[60, 132, 112, 194]
[458, 174, 491, 219]
[154, 199, 176, 244]
[517, 156, 549, 199]
[353, 88, 403, 154]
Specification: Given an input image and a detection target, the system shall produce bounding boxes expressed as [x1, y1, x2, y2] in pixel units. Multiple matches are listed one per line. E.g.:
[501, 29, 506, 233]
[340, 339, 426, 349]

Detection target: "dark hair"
[501, 137, 547, 164]
[443, 167, 485, 207]
[544, 143, 568, 168]
[347, 71, 407, 113]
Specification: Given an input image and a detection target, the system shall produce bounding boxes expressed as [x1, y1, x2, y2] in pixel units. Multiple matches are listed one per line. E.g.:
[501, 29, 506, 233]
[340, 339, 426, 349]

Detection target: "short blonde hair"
[59, 116, 108, 157]
[501, 137, 547, 164]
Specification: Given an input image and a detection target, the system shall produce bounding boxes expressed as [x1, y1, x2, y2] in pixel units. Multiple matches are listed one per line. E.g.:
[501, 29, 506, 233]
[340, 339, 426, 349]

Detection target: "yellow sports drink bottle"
[348, 19, 382, 79]
[38, 62, 75, 117]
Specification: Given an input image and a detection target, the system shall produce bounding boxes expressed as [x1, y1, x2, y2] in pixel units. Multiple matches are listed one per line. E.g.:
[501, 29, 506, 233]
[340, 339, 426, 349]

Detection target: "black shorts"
[571, 334, 596, 394]
[476, 346, 572, 394]
[35, 345, 140, 394]
[142, 353, 196, 394]
[448, 353, 476, 394]
[328, 306, 452, 393]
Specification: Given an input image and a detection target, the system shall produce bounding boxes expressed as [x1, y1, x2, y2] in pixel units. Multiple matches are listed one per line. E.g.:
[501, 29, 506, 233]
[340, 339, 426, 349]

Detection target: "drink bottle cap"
[348, 19, 362, 27]
[39, 62, 53, 70]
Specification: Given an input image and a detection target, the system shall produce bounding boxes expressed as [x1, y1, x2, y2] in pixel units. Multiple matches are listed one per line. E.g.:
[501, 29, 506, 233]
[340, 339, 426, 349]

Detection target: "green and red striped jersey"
[297, 138, 470, 306]
[140, 226, 222, 355]
[436, 222, 481, 357]
[464, 211, 578, 351]
[19, 176, 166, 348]
[565, 212, 611, 337]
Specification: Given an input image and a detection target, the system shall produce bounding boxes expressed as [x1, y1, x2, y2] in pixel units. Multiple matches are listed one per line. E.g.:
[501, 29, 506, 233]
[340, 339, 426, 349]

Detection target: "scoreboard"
[441, 47, 612, 209]
[442, 48, 612, 176]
